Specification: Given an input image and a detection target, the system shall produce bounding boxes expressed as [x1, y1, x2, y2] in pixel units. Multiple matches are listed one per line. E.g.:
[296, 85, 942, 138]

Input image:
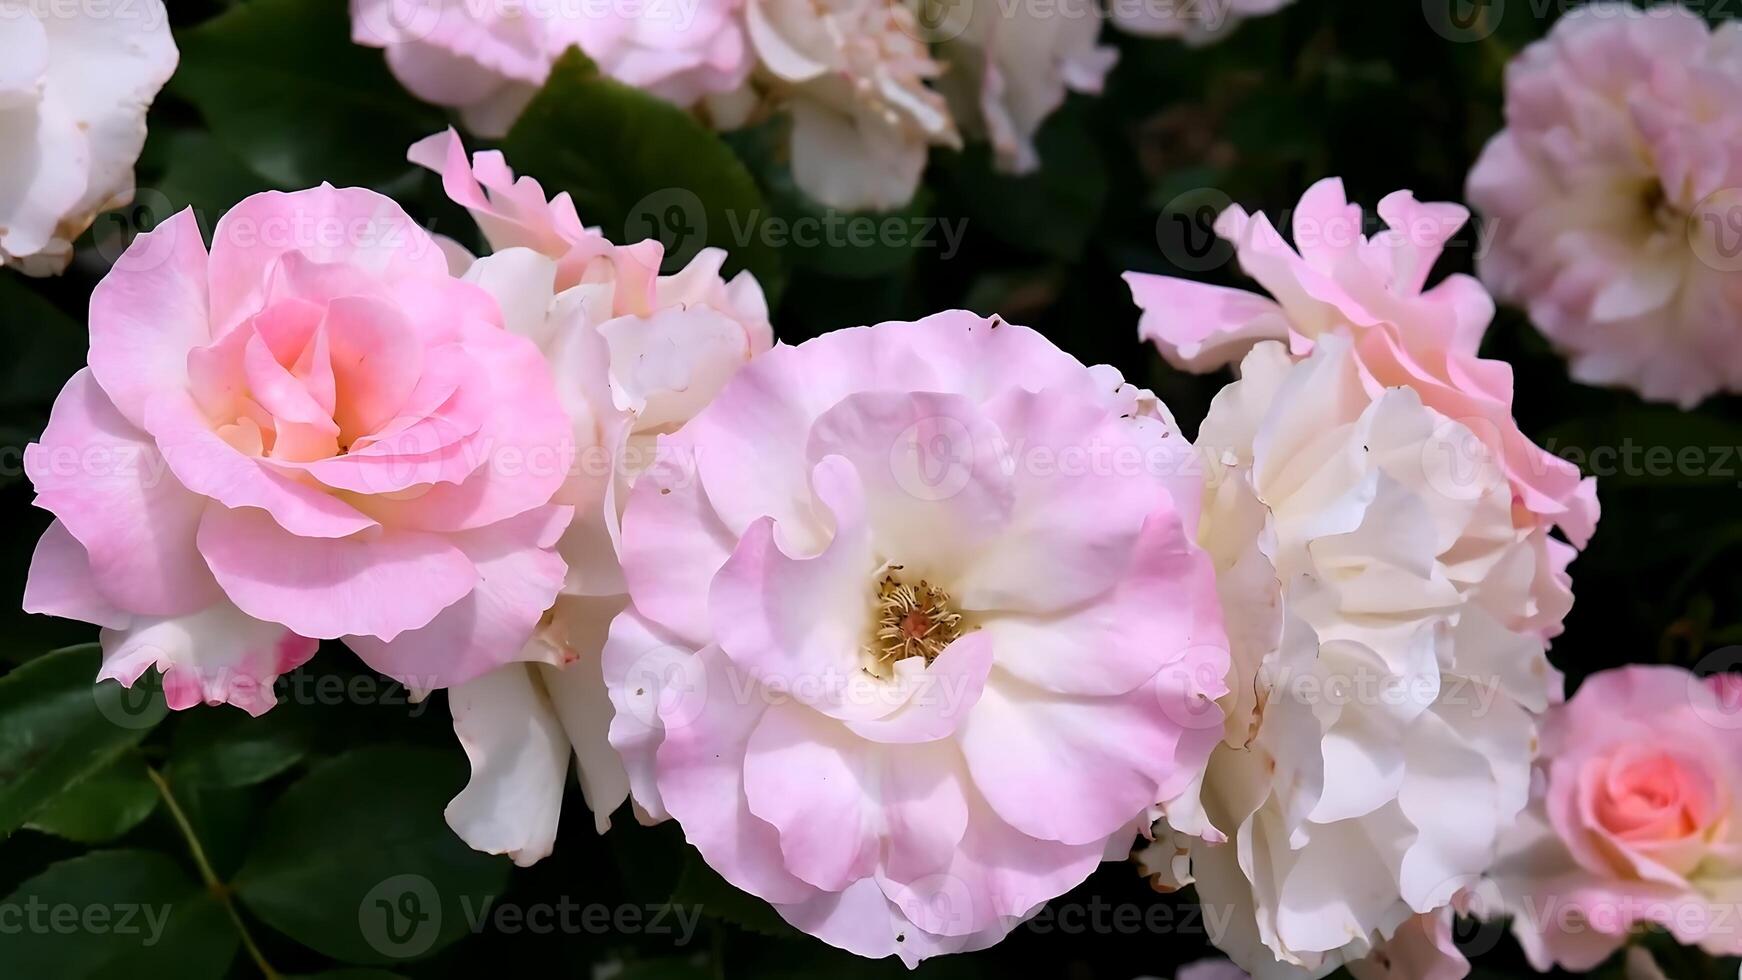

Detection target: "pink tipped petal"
[98, 602, 317, 717]
[1124, 271, 1292, 371]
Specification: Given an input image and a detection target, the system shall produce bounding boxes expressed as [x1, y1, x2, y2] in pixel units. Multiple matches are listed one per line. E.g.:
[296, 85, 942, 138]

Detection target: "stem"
[147, 766, 280, 980]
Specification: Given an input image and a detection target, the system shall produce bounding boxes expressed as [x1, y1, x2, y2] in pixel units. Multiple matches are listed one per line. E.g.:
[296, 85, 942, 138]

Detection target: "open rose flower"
[411, 131, 773, 861]
[1483, 666, 1742, 971]
[351, 0, 751, 137]
[745, 0, 960, 210]
[1110, 0, 1296, 45]
[603, 312, 1229, 964]
[1135, 336, 1562, 978]
[1468, 3, 1742, 407]
[23, 184, 574, 715]
[0, 0, 177, 274]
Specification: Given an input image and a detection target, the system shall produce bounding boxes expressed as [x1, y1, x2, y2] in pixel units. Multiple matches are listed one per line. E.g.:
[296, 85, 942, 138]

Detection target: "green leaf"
[0, 271, 85, 410]
[502, 49, 785, 303]
[940, 99, 1107, 261]
[170, 0, 444, 188]
[0, 850, 237, 979]
[0, 646, 166, 839]
[234, 745, 509, 965]
[289, 972, 408, 980]
[26, 754, 158, 844]
[669, 849, 798, 941]
[168, 704, 312, 789]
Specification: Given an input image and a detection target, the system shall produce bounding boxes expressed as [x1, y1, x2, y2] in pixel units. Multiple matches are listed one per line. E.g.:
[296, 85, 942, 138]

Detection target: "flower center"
[1642, 180, 1685, 235]
[868, 571, 963, 669]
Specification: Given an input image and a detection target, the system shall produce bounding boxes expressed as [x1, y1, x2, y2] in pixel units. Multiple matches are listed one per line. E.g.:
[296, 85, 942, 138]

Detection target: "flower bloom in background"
[1109, 0, 1296, 45]
[938, 0, 1115, 174]
[350, 0, 1125, 211]
[23, 185, 575, 715]
[1482, 666, 1742, 971]
[409, 131, 773, 863]
[1467, 3, 1742, 407]
[742, 0, 961, 211]
[350, 0, 751, 136]
[603, 312, 1230, 965]
[1125, 181, 1597, 977]
[0, 0, 178, 274]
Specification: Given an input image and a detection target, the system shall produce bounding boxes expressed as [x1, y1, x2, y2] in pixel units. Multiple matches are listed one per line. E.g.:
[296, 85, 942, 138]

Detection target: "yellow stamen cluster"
[868, 573, 963, 668]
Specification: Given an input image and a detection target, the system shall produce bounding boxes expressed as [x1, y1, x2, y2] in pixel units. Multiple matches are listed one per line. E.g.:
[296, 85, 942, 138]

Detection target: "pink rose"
[352, 0, 752, 137]
[1124, 178, 1598, 639]
[1488, 665, 1742, 970]
[1467, 3, 1742, 407]
[602, 312, 1229, 965]
[23, 185, 574, 715]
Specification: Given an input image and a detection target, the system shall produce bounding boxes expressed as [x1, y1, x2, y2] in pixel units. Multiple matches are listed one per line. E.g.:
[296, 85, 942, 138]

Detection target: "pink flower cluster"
[25, 185, 575, 714]
[347, 0, 1293, 211]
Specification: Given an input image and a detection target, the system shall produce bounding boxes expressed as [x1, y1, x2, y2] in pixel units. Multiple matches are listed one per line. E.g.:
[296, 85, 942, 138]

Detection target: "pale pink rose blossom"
[412, 131, 773, 862]
[939, 0, 1116, 174]
[351, 0, 752, 137]
[1467, 3, 1742, 407]
[23, 185, 575, 715]
[745, 0, 961, 210]
[1124, 178, 1598, 642]
[603, 312, 1230, 965]
[0, 0, 178, 274]
[1110, 0, 1295, 45]
[1135, 337, 1565, 979]
[1486, 665, 1742, 971]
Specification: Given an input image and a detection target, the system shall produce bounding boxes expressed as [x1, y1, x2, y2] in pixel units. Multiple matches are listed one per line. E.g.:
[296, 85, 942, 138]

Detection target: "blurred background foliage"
[2, 1, 1741, 978]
